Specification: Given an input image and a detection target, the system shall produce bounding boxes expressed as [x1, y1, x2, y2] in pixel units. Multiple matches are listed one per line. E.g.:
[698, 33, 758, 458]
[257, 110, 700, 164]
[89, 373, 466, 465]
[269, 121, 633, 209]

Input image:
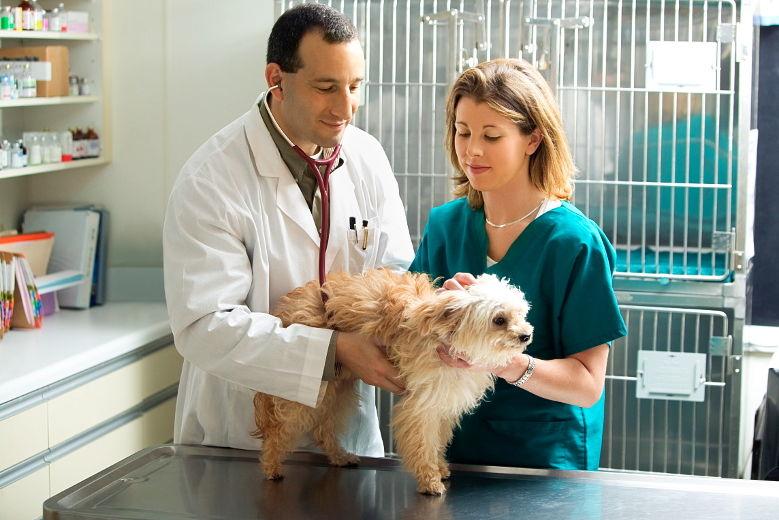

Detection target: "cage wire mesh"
[274, 0, 746, 476]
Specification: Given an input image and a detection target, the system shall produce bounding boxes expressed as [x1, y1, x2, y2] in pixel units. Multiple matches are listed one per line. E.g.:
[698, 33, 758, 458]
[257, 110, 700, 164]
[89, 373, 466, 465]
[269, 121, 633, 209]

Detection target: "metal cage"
[274, 0, 752, 477]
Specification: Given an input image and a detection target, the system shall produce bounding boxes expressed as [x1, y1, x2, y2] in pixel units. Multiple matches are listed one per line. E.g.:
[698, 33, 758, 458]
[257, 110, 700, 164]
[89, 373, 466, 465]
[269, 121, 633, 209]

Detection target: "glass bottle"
[31, 0, 43, 31]
[49, 7, 60, 32]
[68, 75, 79, 96]
[85, 127, 100, 158]
[40, 133, 51, 163]
[0, 140, 10, 169]
[8, 74, 18, 100]
[19, 1, 32, 31]
[11, 141, 23, 168]
[50, 133, 61, 162]
[28, 134, 41, 165]
[0, 76, 9, 100]
[58, 2, 66, 32]
[1, 6, 11, 30]
[13, 5, 22, 31]
[60, 130, 72, 161]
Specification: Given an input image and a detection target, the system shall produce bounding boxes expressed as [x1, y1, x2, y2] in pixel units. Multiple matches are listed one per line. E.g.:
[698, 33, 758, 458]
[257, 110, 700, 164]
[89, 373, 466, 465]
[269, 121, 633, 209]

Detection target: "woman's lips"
[467, 164, 491, 175]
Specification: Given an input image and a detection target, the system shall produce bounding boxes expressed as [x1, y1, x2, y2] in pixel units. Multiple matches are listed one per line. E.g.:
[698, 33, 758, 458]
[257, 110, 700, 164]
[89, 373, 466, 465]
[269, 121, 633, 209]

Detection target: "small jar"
[68, 75, 79, 96]
[78, 77, 91, 96]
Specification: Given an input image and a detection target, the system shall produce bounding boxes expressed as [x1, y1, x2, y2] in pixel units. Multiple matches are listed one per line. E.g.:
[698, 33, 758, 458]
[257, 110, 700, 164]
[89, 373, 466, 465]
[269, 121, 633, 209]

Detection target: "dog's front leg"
[392, 400, 447, 495]
[437, 417, 456, 480]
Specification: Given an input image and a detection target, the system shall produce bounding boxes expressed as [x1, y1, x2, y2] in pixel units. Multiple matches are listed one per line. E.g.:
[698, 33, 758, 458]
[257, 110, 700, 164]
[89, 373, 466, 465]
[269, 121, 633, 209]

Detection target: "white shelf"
[0, 30, 98, 41]
[0, 157, 107, 180]
[0, 96, 98, 108]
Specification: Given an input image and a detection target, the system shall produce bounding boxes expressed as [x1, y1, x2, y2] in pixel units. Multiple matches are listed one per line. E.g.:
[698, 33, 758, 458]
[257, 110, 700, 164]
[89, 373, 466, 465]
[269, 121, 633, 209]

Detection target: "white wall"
[4, 0, 275, 268]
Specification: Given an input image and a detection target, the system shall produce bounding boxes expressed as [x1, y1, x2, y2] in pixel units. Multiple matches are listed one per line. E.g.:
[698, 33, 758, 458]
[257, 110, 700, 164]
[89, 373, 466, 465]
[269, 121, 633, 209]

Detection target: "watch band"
[508, 354, 535, 388]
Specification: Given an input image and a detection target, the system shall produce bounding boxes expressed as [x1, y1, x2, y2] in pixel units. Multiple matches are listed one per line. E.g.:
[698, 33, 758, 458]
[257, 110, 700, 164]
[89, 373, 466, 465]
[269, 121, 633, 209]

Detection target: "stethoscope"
[266, 85, 342, 289]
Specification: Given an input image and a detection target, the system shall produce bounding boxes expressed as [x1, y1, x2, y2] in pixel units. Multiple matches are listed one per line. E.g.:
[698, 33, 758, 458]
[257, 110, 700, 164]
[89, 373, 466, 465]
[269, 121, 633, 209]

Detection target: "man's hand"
[335, 332, 405, 394]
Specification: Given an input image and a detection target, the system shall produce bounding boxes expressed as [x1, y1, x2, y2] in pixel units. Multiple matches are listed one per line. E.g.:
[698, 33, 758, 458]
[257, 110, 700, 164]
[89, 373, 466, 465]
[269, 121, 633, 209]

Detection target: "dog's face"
[409, 274, 533, 368]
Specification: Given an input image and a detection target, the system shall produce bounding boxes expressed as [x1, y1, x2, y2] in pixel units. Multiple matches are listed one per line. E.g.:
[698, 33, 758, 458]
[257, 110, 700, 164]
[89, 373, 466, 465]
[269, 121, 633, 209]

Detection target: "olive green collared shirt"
[258, 97, 340, 381]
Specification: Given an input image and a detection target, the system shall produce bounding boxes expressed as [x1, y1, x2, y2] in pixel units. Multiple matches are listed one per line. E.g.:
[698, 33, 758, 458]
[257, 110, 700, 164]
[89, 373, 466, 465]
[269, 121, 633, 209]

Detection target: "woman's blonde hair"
[445, 58, 575, 208]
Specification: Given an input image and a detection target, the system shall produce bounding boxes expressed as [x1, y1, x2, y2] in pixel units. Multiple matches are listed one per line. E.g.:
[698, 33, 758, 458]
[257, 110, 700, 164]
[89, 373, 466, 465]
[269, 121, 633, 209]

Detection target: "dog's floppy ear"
[405, 292, 469, 338]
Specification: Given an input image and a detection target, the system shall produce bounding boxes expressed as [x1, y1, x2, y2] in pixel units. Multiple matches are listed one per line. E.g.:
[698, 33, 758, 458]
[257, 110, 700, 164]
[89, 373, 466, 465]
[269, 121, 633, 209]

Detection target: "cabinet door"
[0, 403, 47, 471]
[49, 397, 176, 496]
[0, 467, 48, 520]
[48, 344, 181, 446]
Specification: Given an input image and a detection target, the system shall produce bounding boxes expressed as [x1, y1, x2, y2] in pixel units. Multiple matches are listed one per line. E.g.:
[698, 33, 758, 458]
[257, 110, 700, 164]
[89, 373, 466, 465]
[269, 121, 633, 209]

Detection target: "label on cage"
[645, 41, 718, 93]
[636, 351, 707, 402]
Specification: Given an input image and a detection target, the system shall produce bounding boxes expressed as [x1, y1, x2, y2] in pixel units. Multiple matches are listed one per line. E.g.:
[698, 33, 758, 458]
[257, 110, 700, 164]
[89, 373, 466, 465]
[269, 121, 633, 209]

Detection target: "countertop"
[0, 302, 171, 405]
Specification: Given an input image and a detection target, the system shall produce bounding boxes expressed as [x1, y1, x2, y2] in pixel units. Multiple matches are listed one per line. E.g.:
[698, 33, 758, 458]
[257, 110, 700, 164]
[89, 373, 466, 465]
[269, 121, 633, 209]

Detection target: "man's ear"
[265, 63, 284, 100]
[405, 293, 468, 337]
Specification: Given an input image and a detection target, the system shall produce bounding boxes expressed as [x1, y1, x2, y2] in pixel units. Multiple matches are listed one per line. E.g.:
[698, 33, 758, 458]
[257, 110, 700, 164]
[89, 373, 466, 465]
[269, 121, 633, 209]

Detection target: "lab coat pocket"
[347, 217, 380, 273]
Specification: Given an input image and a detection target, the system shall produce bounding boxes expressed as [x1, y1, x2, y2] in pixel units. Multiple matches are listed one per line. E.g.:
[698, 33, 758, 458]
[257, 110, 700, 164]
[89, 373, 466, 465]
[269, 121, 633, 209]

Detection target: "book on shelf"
[25, 204, 108, 307]
[0, 251, 43, 340]
[23, 208, 100, 309]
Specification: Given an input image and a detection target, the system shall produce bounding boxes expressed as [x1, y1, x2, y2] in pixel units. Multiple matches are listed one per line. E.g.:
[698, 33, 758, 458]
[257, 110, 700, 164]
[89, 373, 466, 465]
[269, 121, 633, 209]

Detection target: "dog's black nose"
[518, 334, 532, 344]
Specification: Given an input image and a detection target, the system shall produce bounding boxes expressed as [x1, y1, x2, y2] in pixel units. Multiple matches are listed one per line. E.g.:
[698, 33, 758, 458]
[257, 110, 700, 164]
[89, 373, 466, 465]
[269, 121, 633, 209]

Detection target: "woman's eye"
[493, 316, 506, 326]
[317, 86, 336, 93]
[456, 132, 470, 138]
[485, 135, 501, 141]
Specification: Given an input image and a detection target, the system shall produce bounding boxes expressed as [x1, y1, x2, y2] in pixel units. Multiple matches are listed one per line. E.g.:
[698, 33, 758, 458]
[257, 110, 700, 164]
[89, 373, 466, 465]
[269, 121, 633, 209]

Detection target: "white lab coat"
[163, 98, 414, 454]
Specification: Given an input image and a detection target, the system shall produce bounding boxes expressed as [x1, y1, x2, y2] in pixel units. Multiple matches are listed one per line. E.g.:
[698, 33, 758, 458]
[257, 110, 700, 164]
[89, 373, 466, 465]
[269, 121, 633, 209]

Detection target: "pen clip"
[349, 216, 358, 244]
[361, 219, 369, 250]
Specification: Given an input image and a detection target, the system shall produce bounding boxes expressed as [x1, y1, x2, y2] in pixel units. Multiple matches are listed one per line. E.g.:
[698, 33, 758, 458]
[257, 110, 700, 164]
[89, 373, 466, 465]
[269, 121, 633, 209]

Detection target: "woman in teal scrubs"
[410, 59, 627, 471]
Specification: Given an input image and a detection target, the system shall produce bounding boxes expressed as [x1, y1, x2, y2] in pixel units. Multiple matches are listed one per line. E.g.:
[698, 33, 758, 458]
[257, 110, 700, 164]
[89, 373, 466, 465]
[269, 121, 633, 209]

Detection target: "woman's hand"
[436, 344, 527, 376]
[440, 272, 477, 292]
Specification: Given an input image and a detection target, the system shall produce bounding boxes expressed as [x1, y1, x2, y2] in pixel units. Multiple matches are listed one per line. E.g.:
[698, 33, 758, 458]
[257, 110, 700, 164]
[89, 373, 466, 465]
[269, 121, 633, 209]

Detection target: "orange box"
[0, 45, 69, 97]
[0, 232, 55, 276]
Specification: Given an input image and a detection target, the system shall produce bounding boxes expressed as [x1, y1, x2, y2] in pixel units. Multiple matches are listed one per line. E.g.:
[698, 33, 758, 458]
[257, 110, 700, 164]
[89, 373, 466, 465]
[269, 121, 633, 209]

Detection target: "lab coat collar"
[243, 95, 355, 269]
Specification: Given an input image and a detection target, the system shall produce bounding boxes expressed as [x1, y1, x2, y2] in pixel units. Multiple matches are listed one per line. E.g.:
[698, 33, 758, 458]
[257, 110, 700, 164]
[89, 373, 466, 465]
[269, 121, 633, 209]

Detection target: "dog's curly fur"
[252, 269, 533, 495]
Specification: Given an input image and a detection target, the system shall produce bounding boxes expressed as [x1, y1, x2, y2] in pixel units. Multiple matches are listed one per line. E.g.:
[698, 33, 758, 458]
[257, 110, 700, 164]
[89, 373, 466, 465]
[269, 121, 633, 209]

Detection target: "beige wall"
[2, 0, 274, 267]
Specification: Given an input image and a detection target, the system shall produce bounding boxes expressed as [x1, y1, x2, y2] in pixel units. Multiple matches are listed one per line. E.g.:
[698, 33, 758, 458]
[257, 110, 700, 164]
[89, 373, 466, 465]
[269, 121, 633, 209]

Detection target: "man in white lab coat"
[163, 4, 414, 456]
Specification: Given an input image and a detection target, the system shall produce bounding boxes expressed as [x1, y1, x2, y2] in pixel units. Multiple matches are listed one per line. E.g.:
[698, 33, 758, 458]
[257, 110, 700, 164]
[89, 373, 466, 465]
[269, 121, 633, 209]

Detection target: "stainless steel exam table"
[43, 444, 779, 519]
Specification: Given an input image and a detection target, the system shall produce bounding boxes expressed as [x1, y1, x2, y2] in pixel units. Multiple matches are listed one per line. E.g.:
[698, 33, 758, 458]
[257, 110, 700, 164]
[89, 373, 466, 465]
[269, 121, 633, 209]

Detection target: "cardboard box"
[0, 46, 69, 97]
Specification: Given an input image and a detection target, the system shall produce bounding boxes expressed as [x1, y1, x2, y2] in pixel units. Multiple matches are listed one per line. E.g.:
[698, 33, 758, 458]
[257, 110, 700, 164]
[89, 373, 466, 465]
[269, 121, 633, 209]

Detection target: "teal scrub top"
[409, 198, 628, 470]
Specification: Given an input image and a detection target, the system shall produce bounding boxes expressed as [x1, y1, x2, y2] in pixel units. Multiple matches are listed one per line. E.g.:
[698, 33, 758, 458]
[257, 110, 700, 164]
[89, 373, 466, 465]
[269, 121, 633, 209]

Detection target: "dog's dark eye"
[493, 316, 506, 326]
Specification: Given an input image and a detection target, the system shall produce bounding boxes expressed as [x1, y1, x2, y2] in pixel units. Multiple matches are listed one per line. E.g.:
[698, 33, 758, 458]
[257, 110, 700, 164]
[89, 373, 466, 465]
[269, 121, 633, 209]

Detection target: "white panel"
[48, 345, 181, 446]
[646, 41, 718, 93]
[0, 467, 49, 520]
[636, 351, 707, 402]
[0, 403, 47, 470]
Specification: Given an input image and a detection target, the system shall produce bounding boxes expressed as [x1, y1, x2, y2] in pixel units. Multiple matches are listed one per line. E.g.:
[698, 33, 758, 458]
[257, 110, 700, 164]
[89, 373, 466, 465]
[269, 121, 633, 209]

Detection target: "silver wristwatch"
[508, 354, 536, 388]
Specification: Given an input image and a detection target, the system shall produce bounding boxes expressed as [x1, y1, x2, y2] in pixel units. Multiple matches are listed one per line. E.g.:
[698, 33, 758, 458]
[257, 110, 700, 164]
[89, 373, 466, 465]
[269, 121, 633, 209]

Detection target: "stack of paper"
[0, 252, 16, 338]
[0, 251, 43, 339]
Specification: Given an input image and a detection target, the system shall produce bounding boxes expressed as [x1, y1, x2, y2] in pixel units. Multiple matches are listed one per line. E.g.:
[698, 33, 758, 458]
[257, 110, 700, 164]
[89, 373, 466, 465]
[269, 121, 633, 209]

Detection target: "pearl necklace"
[485, 199, 546, 229]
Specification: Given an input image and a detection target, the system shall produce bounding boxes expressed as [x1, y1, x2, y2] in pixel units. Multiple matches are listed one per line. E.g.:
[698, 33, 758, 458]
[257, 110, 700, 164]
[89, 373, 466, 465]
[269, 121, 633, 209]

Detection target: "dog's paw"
[439, 464, 451, 480]
[418, 478, 446, 496]
[328, 452, 360, 467]
[262, 464, 284, 480]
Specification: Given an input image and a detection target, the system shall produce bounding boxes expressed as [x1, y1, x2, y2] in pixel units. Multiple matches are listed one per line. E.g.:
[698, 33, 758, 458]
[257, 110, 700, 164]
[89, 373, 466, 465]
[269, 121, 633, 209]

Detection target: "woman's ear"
[526, 128, 542, 156]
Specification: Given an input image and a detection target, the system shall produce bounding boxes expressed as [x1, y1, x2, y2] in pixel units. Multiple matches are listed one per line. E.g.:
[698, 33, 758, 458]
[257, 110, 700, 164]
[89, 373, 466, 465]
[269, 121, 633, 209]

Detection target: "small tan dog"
[252, 269, 533, 495]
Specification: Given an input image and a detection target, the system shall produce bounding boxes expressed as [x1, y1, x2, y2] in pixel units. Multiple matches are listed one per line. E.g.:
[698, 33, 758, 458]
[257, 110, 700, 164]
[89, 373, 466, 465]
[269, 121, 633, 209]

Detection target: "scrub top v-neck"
[410, 197, 627, 470]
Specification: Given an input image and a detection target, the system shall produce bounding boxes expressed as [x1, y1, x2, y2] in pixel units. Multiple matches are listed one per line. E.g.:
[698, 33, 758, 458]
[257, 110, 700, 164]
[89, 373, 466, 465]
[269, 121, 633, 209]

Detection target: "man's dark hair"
[267, 4, 358, 73]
